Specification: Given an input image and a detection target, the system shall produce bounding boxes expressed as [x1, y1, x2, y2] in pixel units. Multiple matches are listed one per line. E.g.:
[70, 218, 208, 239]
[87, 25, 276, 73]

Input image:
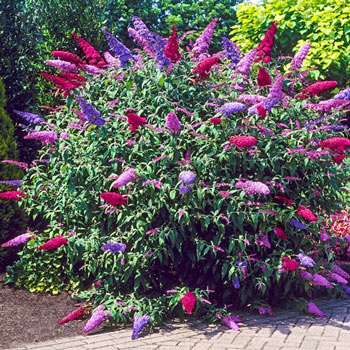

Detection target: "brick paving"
[7, 297, 350, 350]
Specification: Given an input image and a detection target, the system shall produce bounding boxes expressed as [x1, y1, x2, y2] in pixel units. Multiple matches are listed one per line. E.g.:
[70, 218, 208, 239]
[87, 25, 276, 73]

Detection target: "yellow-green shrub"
[230, 0, 350, 85]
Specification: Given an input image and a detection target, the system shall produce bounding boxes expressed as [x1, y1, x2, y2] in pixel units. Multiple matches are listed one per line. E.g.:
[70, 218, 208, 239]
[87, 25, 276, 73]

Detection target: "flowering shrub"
[4, 18, 350, 335]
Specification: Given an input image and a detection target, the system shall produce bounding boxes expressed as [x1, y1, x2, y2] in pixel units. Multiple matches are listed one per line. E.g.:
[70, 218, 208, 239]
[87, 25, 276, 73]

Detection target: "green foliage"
[6, 31, 350, 326]
[230, 0, 350, 85]
[0, 78, 27, 270]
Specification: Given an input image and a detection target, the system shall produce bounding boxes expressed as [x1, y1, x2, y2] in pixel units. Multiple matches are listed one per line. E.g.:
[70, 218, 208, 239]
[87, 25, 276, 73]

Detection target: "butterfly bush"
[6, 17, 350, 338]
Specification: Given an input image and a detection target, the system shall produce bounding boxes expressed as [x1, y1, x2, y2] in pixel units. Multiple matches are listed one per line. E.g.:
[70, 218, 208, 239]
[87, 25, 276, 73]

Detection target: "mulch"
[0, 273, 86, 349]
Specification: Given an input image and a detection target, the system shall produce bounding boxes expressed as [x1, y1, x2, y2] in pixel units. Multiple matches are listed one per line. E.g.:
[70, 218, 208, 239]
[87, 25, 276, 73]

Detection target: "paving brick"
[84, 340, 116, 349]
[53, 340, 89, 349]
[317, 342, 336, 350]
[158, 346, 192, 350]
[307, 325, 325, 336]
[300, 340, 319, 349]
[26, 340, 58, 348]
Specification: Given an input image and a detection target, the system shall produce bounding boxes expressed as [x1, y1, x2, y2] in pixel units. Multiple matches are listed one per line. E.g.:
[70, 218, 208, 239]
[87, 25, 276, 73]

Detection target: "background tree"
[0, 78, 27, 271]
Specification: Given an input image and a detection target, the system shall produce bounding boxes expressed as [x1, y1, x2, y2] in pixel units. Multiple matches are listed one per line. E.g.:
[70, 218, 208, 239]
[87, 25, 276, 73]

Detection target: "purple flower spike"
[255, 234, 271, 249]
[102, 28, 137, 66]
[232, 277, 240, 289]
[268, 74, 284, 102]
[44, 60, 79, 73]
[290, 43, 311, 72]
[179, 171, 196, 184]
[0, 180, 22, 187]
[235, 48, 257, 76]
[101, 242, 127, 254]
[327, 272, 348, 284]
[312, 273, 334, 289]
[334, 87, 350, 100]
[131, 315, 150, 340]
[24, 131, 57, 145]
[82, 305, 111, 333]
[165, 112, 181, 134]
[191, 18, 218, 61]
[297, 253, 316, 268]
[221, 37, 241, 67]
[76, 96, 106, 126]
[235, 180, 270, 195]
[290, 218, 306, 230]
[307, 302, 327, 318]
[215, 102, 246, 116]
[131, 17, 170, 69]
[13, 110, 45, 124]
[342, 285, 350, 296]
[300, 270, 313, 280]
[222, 315, 240, 331]
[113, 168, 137, 188]
[179, 184, 192, 194]
[1, 232, 35, 248]
[258, 306, 276, 317]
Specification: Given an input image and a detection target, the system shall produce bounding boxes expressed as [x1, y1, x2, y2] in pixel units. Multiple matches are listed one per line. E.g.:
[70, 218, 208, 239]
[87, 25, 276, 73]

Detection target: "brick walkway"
[8, 298, 350, 350]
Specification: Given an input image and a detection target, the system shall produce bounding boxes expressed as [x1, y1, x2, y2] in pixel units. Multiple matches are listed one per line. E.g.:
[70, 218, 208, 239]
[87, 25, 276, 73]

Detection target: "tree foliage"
[0, 78, 27, 271]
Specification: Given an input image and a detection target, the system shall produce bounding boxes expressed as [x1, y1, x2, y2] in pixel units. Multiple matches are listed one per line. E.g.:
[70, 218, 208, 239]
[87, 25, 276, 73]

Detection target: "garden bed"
[0, 274, 85, 349]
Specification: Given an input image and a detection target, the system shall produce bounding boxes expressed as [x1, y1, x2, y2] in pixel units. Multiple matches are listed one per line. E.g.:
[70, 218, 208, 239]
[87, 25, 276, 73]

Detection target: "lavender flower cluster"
[101, 242, 127, 254]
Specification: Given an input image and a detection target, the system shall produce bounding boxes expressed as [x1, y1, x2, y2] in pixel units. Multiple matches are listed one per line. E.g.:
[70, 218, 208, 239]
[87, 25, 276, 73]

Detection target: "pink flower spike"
[200, 298, 212, 304]
[166, 289, 178, 294]
[1, 232, 35, 248]
[213, 245, 224, 252]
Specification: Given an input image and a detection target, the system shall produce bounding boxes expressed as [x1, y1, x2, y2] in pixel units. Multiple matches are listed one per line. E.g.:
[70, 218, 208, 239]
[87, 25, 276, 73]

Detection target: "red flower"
[100, 192, 128, 207]
[192, 56, 219, 80]
[255, 22, 277, 63]
[256, 105, 267, 118]
[274, 195, 293, 206]
[58, 307, 87, 325]
[59, 72, 87, 84]
[333, 154, 346, 164]
[40, 73, 78, 94]
[38, 235, 68, 251]
[180, 291, 196, 314]
[164, 25, 181, 63]
[319, 137, 350, 153]
[126, 113, 147, 132]
[209, 117, 222, 125]
[296, 205, 318, 222]
[282, 257, 299, 271]
[257, 67, 271, 87]
[51, 51, 86, 66]
[296, 81, 338, 99]
[229, 136, 257, 147]
[0, 190, 26, 201]
[72, 33, 106, 68]
[274, 227, 287, 240]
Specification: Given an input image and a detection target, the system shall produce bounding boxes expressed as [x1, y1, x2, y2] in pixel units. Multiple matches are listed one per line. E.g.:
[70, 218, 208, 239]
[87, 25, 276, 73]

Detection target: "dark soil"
[0, 273, 85, 349]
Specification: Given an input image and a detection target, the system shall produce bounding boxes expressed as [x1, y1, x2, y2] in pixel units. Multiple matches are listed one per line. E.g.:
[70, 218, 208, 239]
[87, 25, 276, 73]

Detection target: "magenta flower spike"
[165, 112, 181, 134]
[222, 315, 241, 331]
[307, 302, 327, 318]
[82, 305, 111, 334]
